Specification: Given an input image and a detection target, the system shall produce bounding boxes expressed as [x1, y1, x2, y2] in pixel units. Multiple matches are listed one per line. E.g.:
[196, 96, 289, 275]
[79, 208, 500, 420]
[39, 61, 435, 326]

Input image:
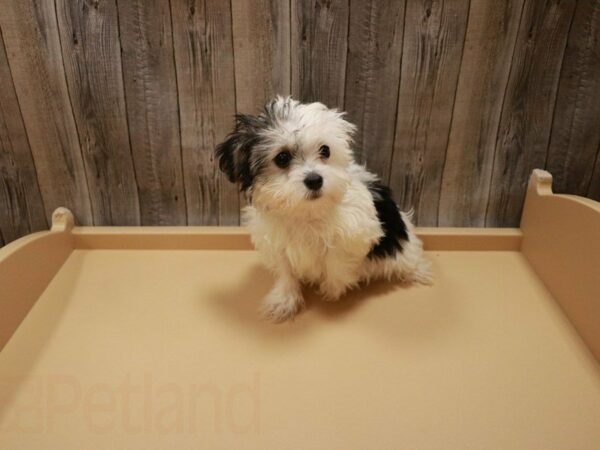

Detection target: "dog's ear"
[215, 114, 262, 190]
[215, 132, 243, 183]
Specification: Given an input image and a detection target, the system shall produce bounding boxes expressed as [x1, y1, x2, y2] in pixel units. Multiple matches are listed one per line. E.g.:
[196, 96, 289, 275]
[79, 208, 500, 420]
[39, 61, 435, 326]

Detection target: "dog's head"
[215, 96, 356, 215]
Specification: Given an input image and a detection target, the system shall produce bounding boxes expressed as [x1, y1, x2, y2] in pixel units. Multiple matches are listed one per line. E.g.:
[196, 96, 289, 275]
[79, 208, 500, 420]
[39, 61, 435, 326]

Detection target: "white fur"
[235, 97, 432, 322]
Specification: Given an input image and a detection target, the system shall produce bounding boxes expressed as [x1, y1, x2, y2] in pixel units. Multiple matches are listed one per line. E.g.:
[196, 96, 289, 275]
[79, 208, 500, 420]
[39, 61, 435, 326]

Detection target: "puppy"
[216, 96, 431, 321]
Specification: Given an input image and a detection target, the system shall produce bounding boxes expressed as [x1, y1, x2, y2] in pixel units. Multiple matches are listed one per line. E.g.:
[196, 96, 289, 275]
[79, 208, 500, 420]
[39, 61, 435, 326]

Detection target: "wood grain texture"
[589, 143, 600, 201]
[232, 0, 291, 113]
[231, 0, 291, 211]
[546, 0, 600, 197]
[389, 0, 470, 226]
[0, 29, 47, 244]
[117, 0, 187, 225]
[2, 0, 600, 246]
[486, 0, 577, 227]
[438, 0, 525, 226]
[291, 0, 349, 108]
[344, 0, 405, 178]
[0, 0, 93, 225]
[56, 0, 140, 225]
[171, 0, 239, 225]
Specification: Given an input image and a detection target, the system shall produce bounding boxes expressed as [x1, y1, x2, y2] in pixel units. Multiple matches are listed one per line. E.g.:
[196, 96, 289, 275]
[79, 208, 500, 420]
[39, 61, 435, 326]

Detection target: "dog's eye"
[274, 150, 292, 168]
[319, 145, 330, 159]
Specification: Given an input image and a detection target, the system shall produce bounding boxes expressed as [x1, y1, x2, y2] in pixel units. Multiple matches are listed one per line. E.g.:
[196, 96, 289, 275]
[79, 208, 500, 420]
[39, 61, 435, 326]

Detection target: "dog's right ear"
[215, 115, 262, 190]
[215, 132, 243, 184]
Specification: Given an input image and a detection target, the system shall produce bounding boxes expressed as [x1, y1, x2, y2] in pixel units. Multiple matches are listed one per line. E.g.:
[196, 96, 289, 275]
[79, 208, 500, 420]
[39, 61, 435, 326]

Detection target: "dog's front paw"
[260, 288, 304, 323]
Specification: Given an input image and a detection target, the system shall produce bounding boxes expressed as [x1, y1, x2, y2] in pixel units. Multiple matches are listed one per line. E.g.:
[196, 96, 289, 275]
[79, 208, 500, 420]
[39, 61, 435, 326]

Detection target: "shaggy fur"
[216, 96, 432, 321]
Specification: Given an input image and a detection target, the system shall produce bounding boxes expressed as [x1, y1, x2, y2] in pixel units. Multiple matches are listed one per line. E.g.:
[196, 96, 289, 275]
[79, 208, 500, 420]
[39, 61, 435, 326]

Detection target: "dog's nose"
[303, 172, 323, 191]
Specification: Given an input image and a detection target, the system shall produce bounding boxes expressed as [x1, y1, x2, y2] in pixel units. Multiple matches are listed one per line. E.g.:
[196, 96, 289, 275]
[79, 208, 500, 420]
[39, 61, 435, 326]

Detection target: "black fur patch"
[366, 182, 409, 259]
[215, 114, 265, 192]
[215, 98, 295, 193]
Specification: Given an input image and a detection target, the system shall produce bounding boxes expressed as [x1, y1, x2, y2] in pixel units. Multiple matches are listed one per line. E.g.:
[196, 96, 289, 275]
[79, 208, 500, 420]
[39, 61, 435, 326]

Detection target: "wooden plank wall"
[1, 0, 599, 245]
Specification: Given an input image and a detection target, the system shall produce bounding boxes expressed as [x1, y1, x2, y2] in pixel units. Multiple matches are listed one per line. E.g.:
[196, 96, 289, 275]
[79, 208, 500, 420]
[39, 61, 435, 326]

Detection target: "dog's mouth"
[306, 190, 322, 200]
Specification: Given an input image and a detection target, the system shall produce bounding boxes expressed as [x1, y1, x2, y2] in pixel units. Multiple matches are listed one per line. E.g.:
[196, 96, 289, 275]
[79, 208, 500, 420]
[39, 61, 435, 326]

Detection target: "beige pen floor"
[1, 248, 599, 449]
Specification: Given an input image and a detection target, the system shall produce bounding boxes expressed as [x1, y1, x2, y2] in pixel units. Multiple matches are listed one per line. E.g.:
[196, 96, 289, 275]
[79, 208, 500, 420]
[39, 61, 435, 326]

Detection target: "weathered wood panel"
[344, 0, 405, 179]
[388, 0, 470, 226]
[486, 0, 577, 227]
[171, 0, 239, 225]
[291, 0, 349, 108]
[56, 0, 140, 225]
[117, 0, 187, 225]
[1, 0, 600, 246]
[588, 145, 600, 200]
[0, 0, 93, 225]
[231, 0, 291, 113]
[0, 29, 47, 243]
[438, 0, 525, 226]
[546, 0, 600, 197]
[231, 0, 291, 211]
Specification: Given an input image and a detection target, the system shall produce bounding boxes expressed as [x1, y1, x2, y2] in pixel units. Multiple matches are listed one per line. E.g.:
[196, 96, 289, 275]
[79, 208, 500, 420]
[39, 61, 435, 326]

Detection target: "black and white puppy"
[216, 96, 432, 321]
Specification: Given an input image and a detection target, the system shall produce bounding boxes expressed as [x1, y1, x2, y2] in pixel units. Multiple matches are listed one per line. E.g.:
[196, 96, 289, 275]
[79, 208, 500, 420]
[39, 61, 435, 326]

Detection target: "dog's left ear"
[215, 115, 261, 190]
